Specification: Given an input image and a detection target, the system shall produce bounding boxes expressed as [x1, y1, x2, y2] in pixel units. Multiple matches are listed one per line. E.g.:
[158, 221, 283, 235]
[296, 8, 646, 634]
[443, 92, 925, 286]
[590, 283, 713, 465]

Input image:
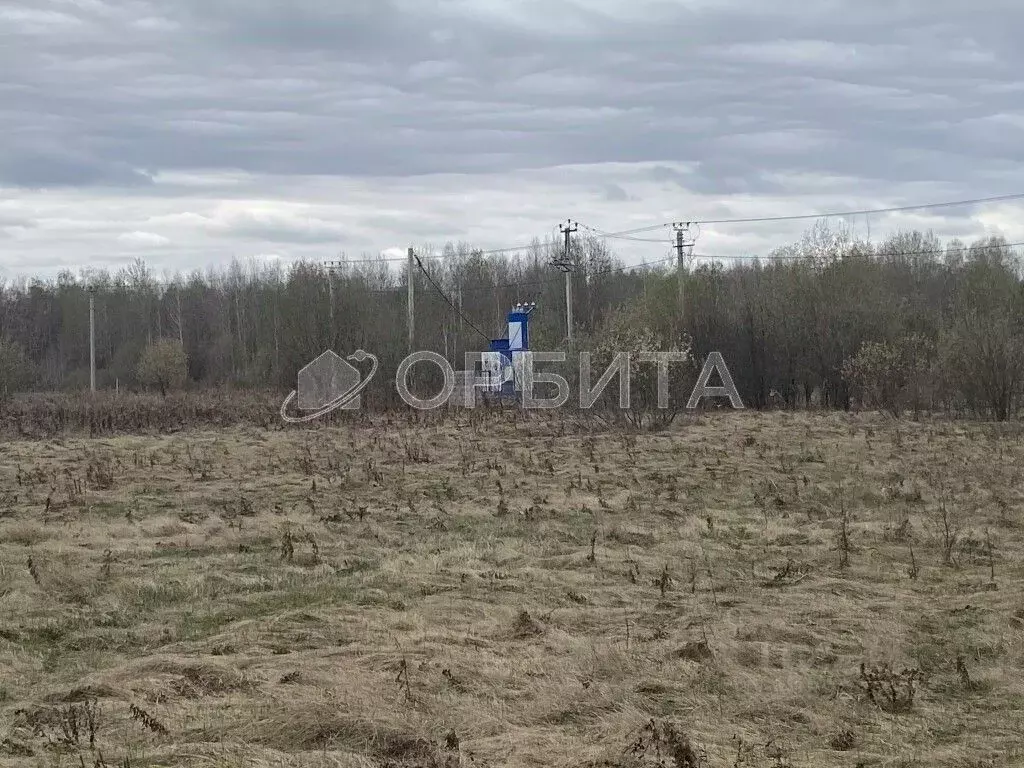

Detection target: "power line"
[385, 238, 1024, 298]
[585, 229, 673, 243]
[344, 235, 1024, 298]
[343, 235, 1024, 298]
[691, 239, 1024, 262]
[476, 242, 552, 256]
[580, 191, 1024, 238]
[330, 238, 558, 265]
[309, 191, 1024, 264]
[403, 236, 1024, 292]
[413, 253, 492, 342]
[459, 255, 679, 295]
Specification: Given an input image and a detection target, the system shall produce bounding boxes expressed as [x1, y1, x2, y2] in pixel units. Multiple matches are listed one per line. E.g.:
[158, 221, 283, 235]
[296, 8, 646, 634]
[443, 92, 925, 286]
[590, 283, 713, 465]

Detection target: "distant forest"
[1, 223, 1022, 418]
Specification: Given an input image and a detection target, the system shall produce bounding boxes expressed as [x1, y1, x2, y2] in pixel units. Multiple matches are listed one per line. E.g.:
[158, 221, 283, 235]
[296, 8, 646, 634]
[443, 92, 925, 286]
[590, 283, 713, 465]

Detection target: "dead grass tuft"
[1, 413, 1022, 766]
[510, 609, 545, 638]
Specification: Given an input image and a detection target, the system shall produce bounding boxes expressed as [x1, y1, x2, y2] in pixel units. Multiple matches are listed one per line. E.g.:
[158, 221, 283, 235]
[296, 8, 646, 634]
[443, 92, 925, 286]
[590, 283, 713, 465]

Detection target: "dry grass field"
[1, 411, 1022, 767]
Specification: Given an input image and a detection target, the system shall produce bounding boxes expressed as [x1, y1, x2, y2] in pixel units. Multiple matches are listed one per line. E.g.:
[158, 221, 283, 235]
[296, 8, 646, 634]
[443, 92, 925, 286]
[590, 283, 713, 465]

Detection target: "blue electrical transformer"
[485, 302, 536, 399]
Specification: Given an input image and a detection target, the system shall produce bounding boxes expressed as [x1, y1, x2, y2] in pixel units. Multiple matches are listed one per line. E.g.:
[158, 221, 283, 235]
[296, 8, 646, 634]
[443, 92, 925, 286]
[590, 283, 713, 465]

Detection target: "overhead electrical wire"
[449, 239, 1024, 290]
[325, 240, 550, 265]
[368, 236, 1024, 297]
[454, 255, 680, 296]
[691, 239, 1024, 262]
[325, 191, 1024, 265]
[413, 253, 492, 342]
[587, 231, 673, 243]
[578, 191, 1024, 238]
[324, 189, 1024, 299]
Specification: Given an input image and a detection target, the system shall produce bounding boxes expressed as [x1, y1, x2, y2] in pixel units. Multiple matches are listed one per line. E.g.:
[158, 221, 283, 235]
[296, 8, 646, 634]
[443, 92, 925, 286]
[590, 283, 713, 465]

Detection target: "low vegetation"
[0, 410, 1022, 766]
[1, 227, 1022, 417]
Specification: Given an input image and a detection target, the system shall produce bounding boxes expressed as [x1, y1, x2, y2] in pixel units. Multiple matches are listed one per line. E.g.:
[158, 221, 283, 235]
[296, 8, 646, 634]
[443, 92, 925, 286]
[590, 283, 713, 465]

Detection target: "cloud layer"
[2, 0, 1023, 276]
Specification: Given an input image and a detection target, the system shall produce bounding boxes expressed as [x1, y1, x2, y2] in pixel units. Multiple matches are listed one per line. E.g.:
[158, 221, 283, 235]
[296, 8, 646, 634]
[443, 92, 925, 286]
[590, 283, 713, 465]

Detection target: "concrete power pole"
[88, 286, 96, 393]
[323, 260, 341, 345]
[553, 220, 578, 343]
[407, 247, 415, 353]
[673, 222, 693, 332]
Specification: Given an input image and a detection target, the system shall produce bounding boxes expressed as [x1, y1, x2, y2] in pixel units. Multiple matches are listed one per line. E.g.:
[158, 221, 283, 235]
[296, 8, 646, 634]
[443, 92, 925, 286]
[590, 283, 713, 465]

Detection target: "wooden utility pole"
[407, 247, 415, 353]
[553, 219, 578, 343]
[88, 286, 96, 393]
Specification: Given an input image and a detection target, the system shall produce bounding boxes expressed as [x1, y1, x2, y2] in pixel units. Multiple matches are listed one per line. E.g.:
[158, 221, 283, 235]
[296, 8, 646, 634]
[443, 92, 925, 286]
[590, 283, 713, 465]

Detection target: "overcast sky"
[2, 0, 1023, 279]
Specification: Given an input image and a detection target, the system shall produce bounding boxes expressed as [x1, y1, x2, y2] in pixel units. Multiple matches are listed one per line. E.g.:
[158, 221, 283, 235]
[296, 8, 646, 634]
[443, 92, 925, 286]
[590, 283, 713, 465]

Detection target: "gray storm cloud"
[0, 0, 1022, 273]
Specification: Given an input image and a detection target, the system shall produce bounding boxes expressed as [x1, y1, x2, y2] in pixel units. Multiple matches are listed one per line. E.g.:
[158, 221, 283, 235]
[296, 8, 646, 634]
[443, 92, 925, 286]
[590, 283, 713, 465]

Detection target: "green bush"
[137, 339, 188, 396]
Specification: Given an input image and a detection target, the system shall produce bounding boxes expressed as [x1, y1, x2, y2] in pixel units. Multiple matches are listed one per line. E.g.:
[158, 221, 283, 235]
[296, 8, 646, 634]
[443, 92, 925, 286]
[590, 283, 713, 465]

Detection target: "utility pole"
[407, 247, 415, 353]
[323, 260, 342, 345]
[457, 281, 464, 359]
[552, 219, 578, 343]
[673, 222, 694, 332]
[88, 286, 96, 393]
[176, 291, 184, 345]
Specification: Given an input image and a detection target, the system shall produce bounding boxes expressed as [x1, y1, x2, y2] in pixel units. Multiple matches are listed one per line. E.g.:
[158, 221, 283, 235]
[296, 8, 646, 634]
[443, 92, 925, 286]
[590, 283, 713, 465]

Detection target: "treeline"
[0, 223, 1022, 418]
